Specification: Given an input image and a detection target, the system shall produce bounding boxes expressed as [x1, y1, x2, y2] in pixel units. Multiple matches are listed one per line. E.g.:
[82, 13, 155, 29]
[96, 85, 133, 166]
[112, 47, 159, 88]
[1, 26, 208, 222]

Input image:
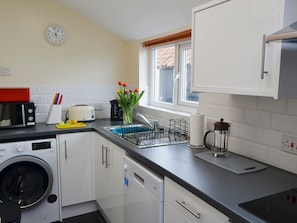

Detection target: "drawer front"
[164, 202, 193, 223]
[165, 177, 229, 223]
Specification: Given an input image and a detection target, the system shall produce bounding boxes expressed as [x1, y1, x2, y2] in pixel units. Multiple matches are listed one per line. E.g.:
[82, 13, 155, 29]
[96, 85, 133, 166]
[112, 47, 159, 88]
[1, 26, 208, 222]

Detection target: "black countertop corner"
[1, 119, 297, 223]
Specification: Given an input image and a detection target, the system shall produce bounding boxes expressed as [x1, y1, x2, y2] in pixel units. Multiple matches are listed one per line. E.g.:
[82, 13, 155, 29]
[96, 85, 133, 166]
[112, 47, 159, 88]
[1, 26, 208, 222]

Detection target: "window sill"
[136, 104, 195, 118]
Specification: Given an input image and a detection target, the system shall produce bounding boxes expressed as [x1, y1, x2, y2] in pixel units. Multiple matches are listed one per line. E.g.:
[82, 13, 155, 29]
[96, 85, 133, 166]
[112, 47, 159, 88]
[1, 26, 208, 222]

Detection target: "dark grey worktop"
[1, 119, 297, 223]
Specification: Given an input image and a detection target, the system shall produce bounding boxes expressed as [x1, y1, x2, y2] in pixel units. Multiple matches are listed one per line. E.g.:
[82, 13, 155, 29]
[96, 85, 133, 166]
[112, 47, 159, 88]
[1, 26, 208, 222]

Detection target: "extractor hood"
[267, 21, 297, 42]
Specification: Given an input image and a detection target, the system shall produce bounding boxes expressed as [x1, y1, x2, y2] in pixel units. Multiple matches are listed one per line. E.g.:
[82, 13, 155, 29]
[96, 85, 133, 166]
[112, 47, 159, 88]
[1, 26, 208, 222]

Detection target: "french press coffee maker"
[204, 118, 230, 157]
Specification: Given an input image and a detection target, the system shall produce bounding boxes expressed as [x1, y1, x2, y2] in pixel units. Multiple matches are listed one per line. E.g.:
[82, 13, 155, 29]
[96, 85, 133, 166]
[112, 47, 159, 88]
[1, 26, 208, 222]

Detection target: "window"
[150, 41, 199, 109]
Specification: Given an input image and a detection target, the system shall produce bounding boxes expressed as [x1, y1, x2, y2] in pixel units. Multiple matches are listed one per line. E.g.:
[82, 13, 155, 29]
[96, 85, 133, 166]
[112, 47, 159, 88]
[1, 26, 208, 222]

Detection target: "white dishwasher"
[123, 155, 164, 223]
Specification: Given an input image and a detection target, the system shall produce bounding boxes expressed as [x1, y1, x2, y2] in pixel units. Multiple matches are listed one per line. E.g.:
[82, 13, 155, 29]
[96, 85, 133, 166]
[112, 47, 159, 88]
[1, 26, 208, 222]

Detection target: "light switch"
[0, 67, 11, 76]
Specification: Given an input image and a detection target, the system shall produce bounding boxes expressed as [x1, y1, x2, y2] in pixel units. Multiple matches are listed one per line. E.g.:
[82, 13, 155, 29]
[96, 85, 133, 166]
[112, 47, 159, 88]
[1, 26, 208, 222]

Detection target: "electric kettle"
[204, 118, 230, 157]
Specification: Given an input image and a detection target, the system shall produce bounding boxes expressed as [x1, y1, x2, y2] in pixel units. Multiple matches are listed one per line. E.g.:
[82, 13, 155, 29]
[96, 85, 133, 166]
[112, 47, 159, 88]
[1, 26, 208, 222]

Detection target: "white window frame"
[149, 40, 198, 112]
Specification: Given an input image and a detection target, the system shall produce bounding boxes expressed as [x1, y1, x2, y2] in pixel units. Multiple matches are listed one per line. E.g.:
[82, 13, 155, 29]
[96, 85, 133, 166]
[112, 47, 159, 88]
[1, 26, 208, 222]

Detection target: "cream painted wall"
[126, 41, 141, 86]
[0, 0, 130, 86]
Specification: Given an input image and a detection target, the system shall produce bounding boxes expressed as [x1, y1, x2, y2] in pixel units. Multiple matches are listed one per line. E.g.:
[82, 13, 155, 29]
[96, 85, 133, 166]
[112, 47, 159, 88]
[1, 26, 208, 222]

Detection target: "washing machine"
[0, 137, 60, 223]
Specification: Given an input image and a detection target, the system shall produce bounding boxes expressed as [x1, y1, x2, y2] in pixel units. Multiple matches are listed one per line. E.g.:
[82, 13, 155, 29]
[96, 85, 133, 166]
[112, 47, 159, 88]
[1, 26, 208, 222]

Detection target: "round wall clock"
[46, 24, 66, 45]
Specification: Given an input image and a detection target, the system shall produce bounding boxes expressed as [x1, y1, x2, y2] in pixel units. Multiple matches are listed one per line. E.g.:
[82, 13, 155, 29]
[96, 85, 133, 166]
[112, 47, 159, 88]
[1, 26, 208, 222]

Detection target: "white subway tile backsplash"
[199, 93, 297, 174]
[254, 129, 282, 149]
[241, 141, 268, 163]
[220, 106, 245, 123]
[27, 86, 297, 174]
[230, 95, 258, 109]
[228, 137, 243, 154]
[230, 123, 257, 141]
[200, 93, 258, 110]
[36, 113, 48, 124]
[29, 84, 117, 123]
[287, 99, 297, 116]
[267, 147, 297, 173]
[257, 97, 287, 113]
[271, 113, 297, 135]
[244, 109, 270, 128]
[199, 93, 233, 105]
[36, 104, 51, 113]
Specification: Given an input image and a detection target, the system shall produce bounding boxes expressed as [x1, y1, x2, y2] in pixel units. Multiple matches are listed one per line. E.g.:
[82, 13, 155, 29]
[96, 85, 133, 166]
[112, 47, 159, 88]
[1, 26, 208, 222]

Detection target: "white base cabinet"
[164, 177, 230, 223]
[92, 132, 125, 223]
[191, 0, 297, 99]
[58, 132, 93, 207]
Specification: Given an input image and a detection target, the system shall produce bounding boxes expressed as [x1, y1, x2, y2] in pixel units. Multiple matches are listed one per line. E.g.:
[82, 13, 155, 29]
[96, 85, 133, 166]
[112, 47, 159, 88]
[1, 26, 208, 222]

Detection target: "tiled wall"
[30, 84, 118, 123]
[198, 93, 297, 174]
[30, 84, 297, 174]
[135, 106, 190, 129]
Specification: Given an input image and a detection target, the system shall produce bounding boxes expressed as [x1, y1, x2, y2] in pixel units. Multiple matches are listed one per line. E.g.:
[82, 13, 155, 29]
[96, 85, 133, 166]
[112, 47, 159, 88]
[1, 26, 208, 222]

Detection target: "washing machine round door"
[0, 155, 53, 209]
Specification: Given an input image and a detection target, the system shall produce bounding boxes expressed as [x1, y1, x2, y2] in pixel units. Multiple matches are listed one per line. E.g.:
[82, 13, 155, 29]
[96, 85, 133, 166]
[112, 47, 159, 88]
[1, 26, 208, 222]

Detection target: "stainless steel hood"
[267, 21, 297, 42]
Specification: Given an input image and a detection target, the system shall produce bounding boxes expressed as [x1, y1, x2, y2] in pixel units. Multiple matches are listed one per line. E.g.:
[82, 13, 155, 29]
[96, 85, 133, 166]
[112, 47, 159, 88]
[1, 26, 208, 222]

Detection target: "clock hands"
[46, 25, 65, 45]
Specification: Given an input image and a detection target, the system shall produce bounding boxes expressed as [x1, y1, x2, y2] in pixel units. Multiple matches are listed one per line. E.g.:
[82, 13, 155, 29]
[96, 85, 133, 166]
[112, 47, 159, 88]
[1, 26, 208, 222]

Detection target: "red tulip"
[123, 82, 127, 87]
[124, 90, 128, 94]
[134, 88, 139, 93]
[118, 81, 123, 86]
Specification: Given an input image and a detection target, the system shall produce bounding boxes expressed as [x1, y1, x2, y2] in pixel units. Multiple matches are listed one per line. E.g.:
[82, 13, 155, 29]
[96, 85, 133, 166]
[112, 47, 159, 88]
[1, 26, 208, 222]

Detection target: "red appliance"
[0, 88, 30, 102]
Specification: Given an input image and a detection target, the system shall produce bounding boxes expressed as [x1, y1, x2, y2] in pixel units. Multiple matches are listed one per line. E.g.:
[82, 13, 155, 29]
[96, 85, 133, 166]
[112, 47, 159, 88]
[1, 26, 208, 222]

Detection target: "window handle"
[174, 72, 180, 81]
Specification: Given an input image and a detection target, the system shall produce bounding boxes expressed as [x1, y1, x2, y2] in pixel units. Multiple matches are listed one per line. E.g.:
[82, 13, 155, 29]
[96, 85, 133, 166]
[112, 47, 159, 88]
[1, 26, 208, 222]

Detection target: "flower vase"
[123, 107, 133, 125]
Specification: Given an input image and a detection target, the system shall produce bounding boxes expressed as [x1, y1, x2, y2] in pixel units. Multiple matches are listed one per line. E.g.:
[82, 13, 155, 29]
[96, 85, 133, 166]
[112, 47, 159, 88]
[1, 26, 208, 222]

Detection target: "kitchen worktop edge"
[1, 119, 297, 223]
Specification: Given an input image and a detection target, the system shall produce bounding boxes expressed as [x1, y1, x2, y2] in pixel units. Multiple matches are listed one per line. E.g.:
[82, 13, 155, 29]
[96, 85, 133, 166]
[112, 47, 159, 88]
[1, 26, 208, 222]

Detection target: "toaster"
[68, 105, 95, 121]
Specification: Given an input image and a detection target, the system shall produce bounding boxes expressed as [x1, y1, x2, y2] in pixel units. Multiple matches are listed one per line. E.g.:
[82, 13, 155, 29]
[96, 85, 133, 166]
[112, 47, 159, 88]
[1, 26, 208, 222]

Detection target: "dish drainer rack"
[121, 119, 189, 148]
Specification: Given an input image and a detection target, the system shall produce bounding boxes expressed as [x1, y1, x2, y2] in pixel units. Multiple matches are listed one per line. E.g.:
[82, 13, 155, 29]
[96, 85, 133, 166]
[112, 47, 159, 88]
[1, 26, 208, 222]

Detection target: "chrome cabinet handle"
[261, 34, 268, 79]
[176, 200, 201, 219]
[101, 144, 105, 166]
[105, 147, 110, 168]
[64, 140, 68, 160]
[101, 145, 110, 168]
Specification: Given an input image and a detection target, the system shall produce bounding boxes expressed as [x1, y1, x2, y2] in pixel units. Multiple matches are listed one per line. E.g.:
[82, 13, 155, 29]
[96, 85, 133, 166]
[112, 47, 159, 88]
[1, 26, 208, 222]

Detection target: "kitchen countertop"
[1, 119, 297, 223]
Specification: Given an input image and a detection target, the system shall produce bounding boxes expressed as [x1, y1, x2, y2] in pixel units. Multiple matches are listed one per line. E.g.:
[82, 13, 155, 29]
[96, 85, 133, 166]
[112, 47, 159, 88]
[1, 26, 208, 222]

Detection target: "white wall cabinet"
[92, 132, 125, 223]
[164, 177, 230, 223]
[58, 132, 93, 207]
[191, 0, 297, 99]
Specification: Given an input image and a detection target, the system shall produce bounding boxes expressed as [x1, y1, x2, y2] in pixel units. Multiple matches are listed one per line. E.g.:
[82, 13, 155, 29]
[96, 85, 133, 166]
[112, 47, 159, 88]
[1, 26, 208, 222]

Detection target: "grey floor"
[59, 211, 107, 223]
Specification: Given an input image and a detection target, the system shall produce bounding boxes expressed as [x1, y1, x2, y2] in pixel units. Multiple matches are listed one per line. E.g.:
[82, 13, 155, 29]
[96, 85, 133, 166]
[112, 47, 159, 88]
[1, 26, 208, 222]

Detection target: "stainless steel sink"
[103, 124, 189, 149]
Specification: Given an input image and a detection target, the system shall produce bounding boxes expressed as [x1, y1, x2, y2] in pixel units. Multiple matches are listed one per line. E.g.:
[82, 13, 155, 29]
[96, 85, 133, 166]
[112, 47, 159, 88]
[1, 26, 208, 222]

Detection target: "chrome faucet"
[136, 113, 157, 130]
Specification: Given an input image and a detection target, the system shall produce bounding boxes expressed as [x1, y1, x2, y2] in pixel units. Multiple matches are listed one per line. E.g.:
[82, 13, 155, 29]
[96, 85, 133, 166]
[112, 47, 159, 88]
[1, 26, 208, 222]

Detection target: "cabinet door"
[93, 133, 125, 223]
[191, 0, 285, 97]
[164, 177, 229, 223]
[58, 132, 93, 207]
[92, 133, 105, 204]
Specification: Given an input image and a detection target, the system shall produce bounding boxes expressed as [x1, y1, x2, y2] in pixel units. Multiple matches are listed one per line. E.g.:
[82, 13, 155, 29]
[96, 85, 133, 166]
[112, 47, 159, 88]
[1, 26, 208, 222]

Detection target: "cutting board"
[195, 151, 267, 174]
[55, 122, 87, 129]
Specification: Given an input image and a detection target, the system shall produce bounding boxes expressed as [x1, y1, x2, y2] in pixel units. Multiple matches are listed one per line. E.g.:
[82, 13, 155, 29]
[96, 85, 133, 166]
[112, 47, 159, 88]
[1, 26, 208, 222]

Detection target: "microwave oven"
[0, 102, 36, 129]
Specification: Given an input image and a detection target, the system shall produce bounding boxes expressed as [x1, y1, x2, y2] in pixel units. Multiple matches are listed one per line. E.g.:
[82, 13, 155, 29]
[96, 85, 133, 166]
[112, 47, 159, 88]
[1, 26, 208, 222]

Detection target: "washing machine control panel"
[0, 138, 56, 160]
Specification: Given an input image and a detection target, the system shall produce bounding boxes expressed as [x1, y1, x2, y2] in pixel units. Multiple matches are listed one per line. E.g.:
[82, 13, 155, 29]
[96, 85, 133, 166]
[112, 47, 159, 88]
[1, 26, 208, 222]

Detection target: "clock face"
[46, 25, 66, 45]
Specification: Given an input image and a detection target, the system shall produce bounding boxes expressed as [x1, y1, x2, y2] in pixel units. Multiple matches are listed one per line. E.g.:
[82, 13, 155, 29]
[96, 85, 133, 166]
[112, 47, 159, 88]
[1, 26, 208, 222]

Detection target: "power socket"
[206, 118, 217, 131]
[281, 134, 297, 155]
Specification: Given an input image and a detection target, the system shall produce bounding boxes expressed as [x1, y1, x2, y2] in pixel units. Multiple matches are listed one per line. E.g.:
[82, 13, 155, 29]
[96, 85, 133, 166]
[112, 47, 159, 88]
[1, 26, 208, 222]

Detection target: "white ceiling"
[57, 0, 208, 41]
